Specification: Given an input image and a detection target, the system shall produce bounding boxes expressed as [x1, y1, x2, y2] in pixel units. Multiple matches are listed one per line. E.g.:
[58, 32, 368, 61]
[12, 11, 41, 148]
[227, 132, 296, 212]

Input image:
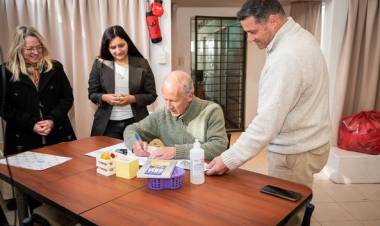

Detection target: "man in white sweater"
[207, 0, 330, 190]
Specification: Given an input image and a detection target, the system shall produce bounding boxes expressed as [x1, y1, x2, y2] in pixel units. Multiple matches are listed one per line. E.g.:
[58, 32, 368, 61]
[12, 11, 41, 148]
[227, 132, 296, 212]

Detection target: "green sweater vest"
[124, 97, 228, 160]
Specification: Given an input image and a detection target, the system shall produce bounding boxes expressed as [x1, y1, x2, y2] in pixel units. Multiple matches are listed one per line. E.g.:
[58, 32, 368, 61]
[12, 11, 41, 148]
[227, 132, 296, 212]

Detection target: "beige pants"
[267, 143, 330, 226]
[268, 143, 330, 188]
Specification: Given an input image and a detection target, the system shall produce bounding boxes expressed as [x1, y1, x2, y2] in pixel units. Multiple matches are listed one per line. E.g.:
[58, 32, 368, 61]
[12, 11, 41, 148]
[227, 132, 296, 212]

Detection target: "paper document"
[176, 159, 209, 171]
[85, 143, 126, 158]
[85, 142, 156, 166]
[0, 151, 71, 170]
[137, 160, 177, 178]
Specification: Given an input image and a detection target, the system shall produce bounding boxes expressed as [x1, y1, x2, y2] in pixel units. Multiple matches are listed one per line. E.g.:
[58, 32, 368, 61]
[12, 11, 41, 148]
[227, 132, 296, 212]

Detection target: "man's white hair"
[164, 70, 194, 95]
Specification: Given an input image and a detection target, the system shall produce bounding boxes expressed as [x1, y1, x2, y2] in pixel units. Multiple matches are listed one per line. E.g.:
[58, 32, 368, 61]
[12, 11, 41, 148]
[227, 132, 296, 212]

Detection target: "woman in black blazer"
[1, 26, 76, 156]
[88, 25, 157, 139]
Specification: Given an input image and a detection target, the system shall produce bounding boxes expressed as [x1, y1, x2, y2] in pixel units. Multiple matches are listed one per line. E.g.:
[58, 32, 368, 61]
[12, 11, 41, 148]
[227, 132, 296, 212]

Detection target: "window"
[191, 16, 246, 131]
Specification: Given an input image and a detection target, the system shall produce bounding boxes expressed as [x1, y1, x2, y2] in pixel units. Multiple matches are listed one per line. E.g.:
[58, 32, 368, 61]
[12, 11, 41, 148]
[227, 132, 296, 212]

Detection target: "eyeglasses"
[23, 45, 43, 52]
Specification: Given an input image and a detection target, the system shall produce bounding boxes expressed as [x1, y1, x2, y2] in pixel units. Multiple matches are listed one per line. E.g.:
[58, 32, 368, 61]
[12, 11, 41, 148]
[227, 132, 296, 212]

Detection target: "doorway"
[191, 16, 246, 131]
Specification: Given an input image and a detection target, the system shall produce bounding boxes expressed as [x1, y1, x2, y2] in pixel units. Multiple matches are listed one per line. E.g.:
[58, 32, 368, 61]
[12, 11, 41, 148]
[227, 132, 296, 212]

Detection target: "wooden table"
[0, 137, 312, 226]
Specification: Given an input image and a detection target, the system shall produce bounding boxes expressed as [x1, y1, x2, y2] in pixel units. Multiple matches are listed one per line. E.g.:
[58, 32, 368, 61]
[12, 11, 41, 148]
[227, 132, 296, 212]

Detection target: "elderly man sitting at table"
[123, 70, 228, 160]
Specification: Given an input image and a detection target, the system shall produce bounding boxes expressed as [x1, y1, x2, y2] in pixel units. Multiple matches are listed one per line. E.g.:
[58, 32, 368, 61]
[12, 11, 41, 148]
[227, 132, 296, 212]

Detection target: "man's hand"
[206, 156, 229, 176]
[149, 147, 176, 160]
[132, 141, 149, 157]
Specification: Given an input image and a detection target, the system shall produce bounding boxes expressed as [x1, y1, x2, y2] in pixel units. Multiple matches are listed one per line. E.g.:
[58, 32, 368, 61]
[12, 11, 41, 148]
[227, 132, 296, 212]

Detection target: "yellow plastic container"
[115, 158, 139, 179]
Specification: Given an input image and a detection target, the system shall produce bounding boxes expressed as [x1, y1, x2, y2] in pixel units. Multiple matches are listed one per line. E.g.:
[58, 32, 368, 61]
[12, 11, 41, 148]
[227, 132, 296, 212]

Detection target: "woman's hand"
[117, 94, 136, 106]
[33, 120, 54, 136]
[101, 94, 122, 106]
[101, 94, 135, 106]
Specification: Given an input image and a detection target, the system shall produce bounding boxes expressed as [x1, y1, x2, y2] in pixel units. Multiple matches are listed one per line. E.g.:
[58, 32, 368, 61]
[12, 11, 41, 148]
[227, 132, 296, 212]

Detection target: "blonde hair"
[6, 26, 53, 81]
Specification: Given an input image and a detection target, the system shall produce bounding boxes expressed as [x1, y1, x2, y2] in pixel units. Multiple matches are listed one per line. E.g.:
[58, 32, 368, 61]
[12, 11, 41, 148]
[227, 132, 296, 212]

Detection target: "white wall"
[149, 0, 172, 109]
[173, 7, 239, 73]
[320, 0, 349, 145]
[172, 6, 264, 128]
[245, 44, 266, 128]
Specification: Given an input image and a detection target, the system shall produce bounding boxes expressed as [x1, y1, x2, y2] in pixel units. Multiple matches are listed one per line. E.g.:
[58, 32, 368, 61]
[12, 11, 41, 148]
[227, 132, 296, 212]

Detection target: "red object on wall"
[338, 111, 380, 155]
[151, 0, 164, 17]
[146, 11, 162, 43]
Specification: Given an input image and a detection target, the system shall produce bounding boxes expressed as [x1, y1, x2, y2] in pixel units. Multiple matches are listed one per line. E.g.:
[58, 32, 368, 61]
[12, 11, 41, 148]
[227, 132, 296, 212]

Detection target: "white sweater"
[222, 17, 330, 170]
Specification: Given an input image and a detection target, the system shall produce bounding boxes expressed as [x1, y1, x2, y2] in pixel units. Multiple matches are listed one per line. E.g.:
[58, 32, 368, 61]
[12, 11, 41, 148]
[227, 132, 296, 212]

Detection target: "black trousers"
[104, 118, 135, 140]
[0, 206, 8, 226]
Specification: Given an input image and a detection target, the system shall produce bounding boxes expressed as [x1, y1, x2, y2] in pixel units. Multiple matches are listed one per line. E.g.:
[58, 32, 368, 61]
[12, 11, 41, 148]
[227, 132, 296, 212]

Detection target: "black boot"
[5, 198, 16, 211]
[0, 206, 9, 226]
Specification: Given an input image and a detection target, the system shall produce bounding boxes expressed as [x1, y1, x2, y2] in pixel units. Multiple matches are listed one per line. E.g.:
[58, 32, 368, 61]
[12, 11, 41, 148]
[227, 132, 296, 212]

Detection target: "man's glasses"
[23, 45, 43, 52]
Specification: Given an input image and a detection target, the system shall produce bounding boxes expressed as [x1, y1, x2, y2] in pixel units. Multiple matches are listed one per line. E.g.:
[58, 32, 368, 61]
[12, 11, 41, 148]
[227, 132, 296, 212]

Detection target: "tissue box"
[116, 158, 139, 179]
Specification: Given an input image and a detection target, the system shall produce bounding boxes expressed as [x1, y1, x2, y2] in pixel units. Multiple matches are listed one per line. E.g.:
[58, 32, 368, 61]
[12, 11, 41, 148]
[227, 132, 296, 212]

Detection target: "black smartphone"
[260, 185, 301, 202]
[115, 148, 129, 155]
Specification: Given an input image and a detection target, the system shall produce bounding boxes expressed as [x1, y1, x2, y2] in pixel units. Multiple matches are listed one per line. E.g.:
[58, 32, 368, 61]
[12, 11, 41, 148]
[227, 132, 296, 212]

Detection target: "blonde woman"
[0, 26, 76, 156]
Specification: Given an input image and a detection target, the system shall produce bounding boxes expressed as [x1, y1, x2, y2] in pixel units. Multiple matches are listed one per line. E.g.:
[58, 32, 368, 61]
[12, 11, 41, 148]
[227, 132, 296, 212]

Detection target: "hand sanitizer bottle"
[190, 139, 205, 184]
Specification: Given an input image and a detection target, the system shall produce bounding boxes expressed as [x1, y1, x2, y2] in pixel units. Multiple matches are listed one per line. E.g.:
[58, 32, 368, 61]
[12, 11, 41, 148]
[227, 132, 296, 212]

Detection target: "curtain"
[331, 0, 380, 145]
[0, 0, 149, 139]
[289, 0, 322, 42]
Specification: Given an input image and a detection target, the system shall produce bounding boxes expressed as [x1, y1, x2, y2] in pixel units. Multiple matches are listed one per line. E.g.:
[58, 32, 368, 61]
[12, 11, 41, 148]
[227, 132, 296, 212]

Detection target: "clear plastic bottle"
[190, 139, 205, 184]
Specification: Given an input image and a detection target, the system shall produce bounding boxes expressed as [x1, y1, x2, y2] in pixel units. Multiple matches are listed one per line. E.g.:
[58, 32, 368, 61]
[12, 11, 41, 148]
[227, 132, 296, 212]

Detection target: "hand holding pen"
[132, 133, 149, 157]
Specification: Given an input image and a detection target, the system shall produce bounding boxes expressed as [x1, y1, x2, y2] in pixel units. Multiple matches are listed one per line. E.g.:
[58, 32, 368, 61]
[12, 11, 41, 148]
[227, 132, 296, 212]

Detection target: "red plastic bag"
[338, 111, 380, 155]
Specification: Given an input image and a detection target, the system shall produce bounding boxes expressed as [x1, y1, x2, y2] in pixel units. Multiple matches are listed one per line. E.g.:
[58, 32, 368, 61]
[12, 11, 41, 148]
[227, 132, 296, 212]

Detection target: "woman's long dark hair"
[99, 25, 143, 60]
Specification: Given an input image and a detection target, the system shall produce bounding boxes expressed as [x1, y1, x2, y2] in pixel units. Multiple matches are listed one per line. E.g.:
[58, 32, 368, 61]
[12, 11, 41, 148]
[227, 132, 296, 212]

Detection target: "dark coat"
[0, 61, 76, 155]
[88, 56, 157, 136]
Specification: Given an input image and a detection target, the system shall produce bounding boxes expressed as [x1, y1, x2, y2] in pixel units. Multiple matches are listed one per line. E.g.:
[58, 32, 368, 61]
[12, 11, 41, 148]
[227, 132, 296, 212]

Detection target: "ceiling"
[171, 0, 297, 7]
[172, 0, 245, 7]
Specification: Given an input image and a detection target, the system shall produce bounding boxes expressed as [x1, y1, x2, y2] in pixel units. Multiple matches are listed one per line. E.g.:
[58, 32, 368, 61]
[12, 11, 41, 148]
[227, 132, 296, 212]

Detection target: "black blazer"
[0, 61, 76, 155]
[88, 56, 157, 136]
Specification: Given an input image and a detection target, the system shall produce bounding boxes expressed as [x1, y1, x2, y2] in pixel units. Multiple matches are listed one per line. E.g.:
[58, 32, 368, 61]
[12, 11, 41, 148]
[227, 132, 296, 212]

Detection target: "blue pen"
[134, 133, 142, 141]
[134, 133, 145, 152]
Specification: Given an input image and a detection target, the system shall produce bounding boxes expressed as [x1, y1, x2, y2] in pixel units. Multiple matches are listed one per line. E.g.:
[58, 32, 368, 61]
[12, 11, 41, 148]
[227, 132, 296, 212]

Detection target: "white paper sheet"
[0, 151, 71, 170]
[85, 142, 156, 166]
[176, 159, 209, 171]
[85, 143, 127, 158]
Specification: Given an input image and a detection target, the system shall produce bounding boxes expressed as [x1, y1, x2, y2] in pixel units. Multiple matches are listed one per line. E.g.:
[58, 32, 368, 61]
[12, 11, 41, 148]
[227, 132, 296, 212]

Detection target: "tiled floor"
[232, 133, 380, 226]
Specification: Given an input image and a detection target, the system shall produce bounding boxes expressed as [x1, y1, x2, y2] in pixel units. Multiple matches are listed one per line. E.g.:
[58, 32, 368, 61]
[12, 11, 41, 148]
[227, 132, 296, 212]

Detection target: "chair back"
[227, 133, 232, 148]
